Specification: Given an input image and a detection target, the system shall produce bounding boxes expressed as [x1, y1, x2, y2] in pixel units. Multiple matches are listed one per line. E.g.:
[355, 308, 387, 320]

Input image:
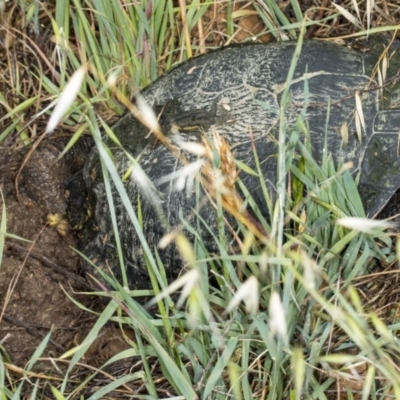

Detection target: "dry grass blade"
[340, 7, 361, 34]
[178, 0, 192, 58]
[200, 128, 269, 242]
[337, 217, 394, 233]
[366, 0, 375, 32]
[355, 91, 365, 141]
[201, 128, 241, 209]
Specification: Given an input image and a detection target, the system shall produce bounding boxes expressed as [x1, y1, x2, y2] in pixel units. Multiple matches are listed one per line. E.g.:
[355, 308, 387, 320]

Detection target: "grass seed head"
[201, 128, 242, 211]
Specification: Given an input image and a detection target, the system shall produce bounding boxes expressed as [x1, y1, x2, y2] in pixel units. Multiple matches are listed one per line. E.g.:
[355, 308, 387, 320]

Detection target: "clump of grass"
[2, 0, 400, 399]
[76, 118, 397, 399]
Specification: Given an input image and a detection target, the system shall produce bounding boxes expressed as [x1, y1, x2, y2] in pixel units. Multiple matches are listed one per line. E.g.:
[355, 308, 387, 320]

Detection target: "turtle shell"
[79, 39, 400, 288]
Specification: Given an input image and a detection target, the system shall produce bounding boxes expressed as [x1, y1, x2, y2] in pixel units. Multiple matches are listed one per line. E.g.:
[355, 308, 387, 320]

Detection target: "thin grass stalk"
[274, 28, 304, 261]
[265, 0, 295, 38]
[87, 128, 166, 286]
[86, 373, 143, 399]
[244, 140, 273, 232]
[269, 24, 308, 399]
[99, 150, 129, 287]
[60, 299, 120, 393]
[179, 0, 192, 58]
[0, 190, 6, 272]
[54, 0, 71, 85]
[153, 1, 171, 63]
[292, 263, 400, 391]
[129, 329, 158, 397]
[290, 0, 303, 22]
[238, 339, 251, 399]
[226, 0, 233, 38]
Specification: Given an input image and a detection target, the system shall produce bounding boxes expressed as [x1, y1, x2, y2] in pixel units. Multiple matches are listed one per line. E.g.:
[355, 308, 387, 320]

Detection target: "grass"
[1, 0, 400, 398]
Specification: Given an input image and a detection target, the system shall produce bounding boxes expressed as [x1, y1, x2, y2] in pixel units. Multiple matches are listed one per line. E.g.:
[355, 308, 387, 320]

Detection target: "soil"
[0, 139, 132, 386]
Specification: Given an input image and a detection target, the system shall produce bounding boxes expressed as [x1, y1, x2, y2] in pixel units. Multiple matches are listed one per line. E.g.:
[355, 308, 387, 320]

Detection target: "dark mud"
[0, 140, 130, 371]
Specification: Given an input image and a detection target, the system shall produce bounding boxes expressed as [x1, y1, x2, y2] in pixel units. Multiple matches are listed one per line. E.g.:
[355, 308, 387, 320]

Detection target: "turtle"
[70, 38, 400, 289]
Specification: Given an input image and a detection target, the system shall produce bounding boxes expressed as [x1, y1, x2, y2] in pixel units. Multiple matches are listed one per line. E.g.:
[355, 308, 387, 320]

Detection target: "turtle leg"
[65, 171, 88, 230]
